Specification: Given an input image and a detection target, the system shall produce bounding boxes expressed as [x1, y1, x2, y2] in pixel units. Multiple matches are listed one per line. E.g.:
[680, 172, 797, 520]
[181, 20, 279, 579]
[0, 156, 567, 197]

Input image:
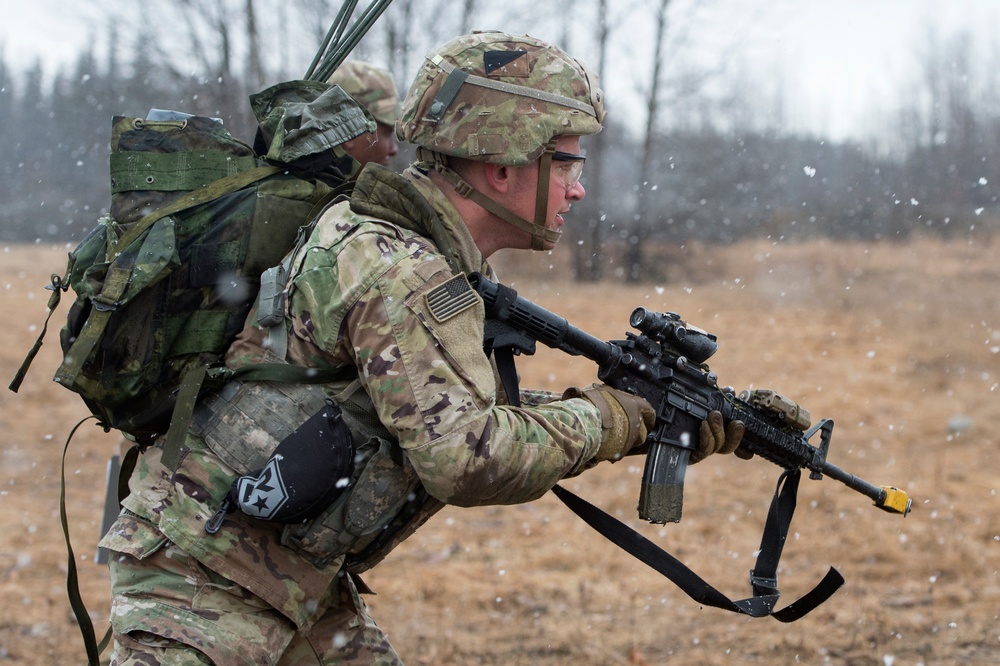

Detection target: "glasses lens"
[551, 152, 586, 190]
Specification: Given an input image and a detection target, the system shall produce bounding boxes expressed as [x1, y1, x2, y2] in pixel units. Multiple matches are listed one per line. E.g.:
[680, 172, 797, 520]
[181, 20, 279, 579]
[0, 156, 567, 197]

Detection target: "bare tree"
[459, 0, 478, 35]
[624, 0, 670, 283]
[245, 0, 265, 91]
[573, 0, 611, 282]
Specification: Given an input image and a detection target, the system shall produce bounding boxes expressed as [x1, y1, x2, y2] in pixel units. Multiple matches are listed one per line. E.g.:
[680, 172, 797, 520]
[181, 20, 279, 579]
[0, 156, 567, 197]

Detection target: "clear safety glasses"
[551, 150, 586, 192]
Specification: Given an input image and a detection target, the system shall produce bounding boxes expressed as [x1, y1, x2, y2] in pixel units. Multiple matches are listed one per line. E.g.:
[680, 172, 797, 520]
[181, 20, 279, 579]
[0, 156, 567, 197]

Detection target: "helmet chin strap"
[418, 145, 561, 251]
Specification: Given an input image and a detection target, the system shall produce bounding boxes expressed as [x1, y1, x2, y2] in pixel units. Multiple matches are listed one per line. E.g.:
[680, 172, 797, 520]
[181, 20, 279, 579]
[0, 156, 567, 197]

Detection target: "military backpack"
[10, 80, 372, 445]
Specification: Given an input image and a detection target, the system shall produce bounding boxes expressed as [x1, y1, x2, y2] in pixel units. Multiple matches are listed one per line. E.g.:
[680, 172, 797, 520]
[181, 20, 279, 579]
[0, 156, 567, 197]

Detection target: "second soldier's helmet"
[397, 31, 605, 166]
[327, 61, 400, 127]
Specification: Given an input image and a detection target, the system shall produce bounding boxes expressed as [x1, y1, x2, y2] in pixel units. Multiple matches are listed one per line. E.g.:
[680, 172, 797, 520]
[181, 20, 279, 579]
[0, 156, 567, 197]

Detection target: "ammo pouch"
[193, 378, 333, 474]
[193, 376, 443, 570]
[281, 380, 445, 572]
[281, 435, 422, 569]
[193, 379, 353, 531]
[222, 399, 353, 525]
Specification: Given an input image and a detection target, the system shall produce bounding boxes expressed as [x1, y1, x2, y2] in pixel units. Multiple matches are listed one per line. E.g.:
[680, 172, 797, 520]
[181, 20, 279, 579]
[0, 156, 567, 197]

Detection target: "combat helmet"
[327, 61, 400, 126]
[397, 31, 606, 250]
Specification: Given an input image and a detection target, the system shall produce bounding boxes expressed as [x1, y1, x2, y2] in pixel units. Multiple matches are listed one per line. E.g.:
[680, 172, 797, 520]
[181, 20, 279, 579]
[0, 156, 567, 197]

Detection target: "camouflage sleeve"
[519, 388, 562, 407]
[290, 227, 604, 507]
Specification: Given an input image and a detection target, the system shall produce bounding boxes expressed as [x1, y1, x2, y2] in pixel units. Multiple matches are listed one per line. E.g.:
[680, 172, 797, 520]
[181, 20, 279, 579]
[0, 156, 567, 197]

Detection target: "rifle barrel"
[815, 459, 912, 515]
[470, 273, 616, 359]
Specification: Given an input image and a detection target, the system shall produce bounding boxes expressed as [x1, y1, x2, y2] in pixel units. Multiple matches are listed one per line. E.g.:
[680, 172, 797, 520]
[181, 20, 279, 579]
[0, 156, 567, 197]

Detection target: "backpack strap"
[57, 416, 115, 666]
[8, 267, 70, 393]
[111, 164, 283, 254]
[257, 183, 350, 360]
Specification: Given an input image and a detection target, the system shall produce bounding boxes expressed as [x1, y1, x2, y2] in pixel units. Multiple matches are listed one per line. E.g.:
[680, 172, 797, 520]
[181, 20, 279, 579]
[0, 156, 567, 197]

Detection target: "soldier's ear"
[483, 162, 511, 194]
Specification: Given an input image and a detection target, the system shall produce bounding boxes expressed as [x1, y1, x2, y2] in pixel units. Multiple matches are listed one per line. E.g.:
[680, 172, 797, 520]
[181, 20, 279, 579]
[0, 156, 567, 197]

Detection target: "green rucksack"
[10, 80, 373, 445]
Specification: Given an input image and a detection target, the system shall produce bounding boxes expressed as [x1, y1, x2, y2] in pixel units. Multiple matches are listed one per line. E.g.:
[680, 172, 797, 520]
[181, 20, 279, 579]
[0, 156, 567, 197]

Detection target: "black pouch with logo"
[206, 399, 355, 533]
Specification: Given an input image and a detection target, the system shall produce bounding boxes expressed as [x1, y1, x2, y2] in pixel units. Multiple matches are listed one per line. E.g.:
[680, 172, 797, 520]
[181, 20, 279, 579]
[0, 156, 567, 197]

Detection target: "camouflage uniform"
[100, 162, 605, 664]
[100, 30, 607, 665]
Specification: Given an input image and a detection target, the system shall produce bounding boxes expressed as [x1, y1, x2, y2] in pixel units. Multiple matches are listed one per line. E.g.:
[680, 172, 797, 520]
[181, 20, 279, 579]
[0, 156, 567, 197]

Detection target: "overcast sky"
[3, 0, 999, 143]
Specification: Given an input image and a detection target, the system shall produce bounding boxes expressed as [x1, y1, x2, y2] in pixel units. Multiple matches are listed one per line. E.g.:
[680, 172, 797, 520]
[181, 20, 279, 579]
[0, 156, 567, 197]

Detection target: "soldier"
[100, 31, 743, 664]
[327, 60, 400, 168]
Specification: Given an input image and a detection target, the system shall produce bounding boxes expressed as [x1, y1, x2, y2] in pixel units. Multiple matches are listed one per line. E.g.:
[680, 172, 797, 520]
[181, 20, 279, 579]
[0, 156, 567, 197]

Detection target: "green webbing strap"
[161, 365, 207, 471]
[52, 268, 132, 388]
[110, 151, 259, 193]
[161, 362, 348, 472]
[8, 269, 69, 393]
[112, 165, 283, 255]
[59, 415, 113, 665]
[224, 362, 348, 384]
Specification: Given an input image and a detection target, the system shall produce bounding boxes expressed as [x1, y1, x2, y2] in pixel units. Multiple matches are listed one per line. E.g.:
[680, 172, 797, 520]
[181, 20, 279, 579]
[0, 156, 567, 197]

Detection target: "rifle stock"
[469, 273, 911, 523]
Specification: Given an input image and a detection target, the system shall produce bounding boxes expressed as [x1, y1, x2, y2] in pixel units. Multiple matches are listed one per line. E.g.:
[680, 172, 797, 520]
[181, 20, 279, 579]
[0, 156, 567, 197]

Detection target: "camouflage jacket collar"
[349, 163, 489, 276]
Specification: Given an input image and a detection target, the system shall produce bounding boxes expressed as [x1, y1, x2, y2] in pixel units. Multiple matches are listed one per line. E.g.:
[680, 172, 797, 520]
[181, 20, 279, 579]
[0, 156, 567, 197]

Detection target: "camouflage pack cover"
[52, 82, 370, 443]
[326, 61, 400, 126]
[397, 30, 606, 166]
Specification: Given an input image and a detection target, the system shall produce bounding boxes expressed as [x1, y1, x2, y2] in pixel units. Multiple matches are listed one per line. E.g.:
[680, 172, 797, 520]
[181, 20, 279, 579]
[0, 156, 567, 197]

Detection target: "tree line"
[1, 0, 997, 282]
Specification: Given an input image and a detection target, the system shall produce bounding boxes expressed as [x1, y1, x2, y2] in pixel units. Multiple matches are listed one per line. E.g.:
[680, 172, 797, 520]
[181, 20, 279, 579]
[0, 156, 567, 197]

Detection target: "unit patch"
[484, 50, 530, 77]
[426, 274, 479, 322]
[233, 458, 288, 520]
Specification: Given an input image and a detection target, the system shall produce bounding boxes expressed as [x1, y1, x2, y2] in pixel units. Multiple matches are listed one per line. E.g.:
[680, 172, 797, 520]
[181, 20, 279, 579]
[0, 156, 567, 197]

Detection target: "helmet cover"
[397, 31, 605, 166]
[328, 61, 401, 126]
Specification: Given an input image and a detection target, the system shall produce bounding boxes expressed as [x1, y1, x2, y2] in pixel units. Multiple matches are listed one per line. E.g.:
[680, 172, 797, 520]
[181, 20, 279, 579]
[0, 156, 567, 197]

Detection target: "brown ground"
[2, 236, 998, 665]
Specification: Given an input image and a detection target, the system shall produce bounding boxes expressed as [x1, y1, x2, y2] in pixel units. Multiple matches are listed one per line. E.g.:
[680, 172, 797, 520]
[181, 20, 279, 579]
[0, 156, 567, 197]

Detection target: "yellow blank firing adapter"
[876, 486, 912, 515]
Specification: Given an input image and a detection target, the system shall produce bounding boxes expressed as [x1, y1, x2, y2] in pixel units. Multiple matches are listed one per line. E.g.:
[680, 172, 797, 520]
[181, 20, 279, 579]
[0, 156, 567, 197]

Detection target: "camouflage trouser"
[107, 540, 402, 665]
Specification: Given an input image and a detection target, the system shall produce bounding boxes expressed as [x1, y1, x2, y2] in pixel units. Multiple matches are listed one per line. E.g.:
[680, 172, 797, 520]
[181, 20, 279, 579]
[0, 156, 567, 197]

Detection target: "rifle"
[468, 272, 911, 524]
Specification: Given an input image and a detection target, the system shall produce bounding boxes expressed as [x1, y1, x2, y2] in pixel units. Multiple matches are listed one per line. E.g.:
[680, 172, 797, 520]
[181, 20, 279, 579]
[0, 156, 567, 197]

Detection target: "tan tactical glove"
[563, 384, 656, 462]
[693, 410, 746, 464]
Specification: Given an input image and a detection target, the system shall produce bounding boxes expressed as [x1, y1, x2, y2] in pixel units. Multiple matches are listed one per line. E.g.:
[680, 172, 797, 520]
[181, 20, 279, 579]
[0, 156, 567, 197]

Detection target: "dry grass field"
[2, 235, 998, 664]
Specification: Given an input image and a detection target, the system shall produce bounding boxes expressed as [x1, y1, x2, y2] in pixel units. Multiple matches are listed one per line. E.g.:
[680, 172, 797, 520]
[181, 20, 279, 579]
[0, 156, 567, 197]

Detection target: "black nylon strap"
[494, 347, 521, 408]
[751, 469, 799, 597]
[550, 479, 844, 622]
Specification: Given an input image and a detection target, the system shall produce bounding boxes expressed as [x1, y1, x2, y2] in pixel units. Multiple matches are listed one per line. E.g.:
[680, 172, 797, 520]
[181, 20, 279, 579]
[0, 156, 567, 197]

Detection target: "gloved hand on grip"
[692, 410, 745, 464]
[562, 384, 656, 463]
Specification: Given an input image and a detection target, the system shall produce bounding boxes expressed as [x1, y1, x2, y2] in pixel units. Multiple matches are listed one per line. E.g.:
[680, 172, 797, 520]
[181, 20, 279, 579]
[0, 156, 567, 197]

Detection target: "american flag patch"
[426, 275, 479, 323]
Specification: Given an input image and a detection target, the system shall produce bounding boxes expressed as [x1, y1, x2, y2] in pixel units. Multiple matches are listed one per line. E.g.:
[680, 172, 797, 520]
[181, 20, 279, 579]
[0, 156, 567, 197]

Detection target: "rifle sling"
[551, 470, 845, 622]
